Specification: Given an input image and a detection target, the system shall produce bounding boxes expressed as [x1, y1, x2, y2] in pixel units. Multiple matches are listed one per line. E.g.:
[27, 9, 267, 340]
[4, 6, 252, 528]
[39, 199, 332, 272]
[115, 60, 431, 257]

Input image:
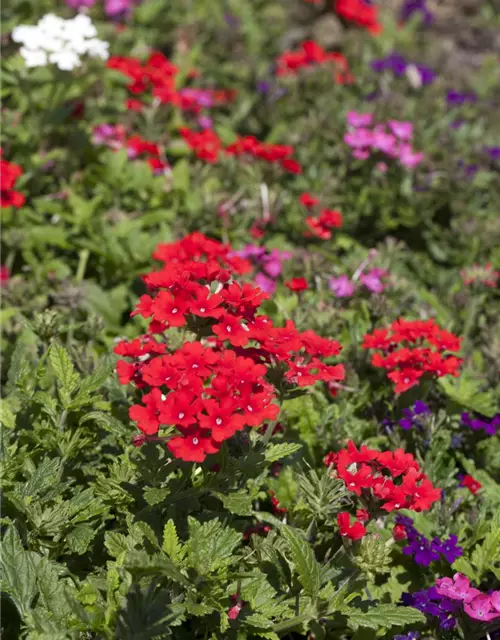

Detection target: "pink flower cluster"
[436, 573, 500, 622]
[344, 111, 424, 169]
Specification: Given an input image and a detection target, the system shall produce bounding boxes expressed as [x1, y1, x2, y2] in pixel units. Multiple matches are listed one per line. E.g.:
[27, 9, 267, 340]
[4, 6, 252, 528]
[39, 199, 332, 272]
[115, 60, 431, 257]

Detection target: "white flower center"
[178, 412, 185, 419]
[216, 418, 222, 425]
[192, 437, 199, 445]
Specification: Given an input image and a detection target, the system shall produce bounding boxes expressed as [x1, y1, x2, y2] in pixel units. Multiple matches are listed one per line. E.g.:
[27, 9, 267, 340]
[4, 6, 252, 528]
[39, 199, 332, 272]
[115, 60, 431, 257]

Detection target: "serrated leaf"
[66, 524, 97, 555]
[281, 525, 321, 598]
[244, 613, 274, 628]
[144, 486, 170, 506]
[48, 342, 79, 398]
[162, 519, 184, 563]
[264, 442, 302, 462]
[186, 518, 241, 575]
[0, 527, 37, 617]
[347, 604, 426, 630]
[214, 491, 253, 516]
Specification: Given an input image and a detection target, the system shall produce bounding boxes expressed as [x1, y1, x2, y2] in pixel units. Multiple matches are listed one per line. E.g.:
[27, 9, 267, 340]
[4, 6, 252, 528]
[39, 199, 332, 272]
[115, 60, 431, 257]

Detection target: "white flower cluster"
[12, 14, 109, 71]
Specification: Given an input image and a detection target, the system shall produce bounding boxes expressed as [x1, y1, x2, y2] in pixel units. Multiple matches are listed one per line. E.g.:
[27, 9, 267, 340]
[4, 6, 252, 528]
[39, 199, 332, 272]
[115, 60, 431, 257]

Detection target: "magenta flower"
[66, 0, 97, 8]
[435, 574, 481, 603]
[388, 120, 413, 140]
[346, 111, 373, 128]
[255, 272, 277, 294]
[329, 275, 355, 298]
[353, 149, 370, 160]
[398, 144, 424, 168]
[360, 268, 387, 293]
[344, 128, 373, 149]
[464, 594, 500, 622]
[371, 131, 396, 154]
[491, 591, 500, 613]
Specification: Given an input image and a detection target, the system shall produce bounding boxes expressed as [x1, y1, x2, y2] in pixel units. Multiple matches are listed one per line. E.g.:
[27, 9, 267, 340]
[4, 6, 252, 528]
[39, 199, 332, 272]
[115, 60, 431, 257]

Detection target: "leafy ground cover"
[1, 0, 500, 638]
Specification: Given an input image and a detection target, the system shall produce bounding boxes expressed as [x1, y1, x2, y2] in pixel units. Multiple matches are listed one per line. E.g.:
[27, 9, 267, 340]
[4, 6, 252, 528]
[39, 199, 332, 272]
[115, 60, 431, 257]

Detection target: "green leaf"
[186, 518, 241, 575]
[66, 524, 97, 555]
[144, 486, 171, 506]
[214, 490, 253, 516]
[0, 399, 16, 429]
[162, 519, 184, 563]
[264, 442, 302, 462]
[0, 527, 37, 617]
[172, 159, 190, 192]
[281, 525, 321, 598]
[346, 604, 426, 631]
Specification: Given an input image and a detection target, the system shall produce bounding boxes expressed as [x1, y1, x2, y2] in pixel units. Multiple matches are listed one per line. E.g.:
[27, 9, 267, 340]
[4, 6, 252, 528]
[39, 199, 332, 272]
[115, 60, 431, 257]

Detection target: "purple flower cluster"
[401, 0, 433, 26]
[461, 412, 500, 436]
[397, 515, 463, 567]
[371, 52, 435, 86]
[231, 245, 291, 294]
[446, 90, 476, 107]
[399, 400, 430, 430]
[402, 586, 460, 630]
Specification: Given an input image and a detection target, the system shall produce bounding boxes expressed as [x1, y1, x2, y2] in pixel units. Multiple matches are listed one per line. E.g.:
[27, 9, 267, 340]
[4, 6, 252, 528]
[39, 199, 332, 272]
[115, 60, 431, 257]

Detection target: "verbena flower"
[12, 14, 109, 70]
[398, 400, 431, 430]
[461, 411, 500, 435]
[402, 586, 460, 629]
[401, 0, 433, 25]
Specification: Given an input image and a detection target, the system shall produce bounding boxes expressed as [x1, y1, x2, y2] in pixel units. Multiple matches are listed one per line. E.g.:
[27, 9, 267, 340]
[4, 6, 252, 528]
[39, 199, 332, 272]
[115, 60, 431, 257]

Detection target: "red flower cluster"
[107, 51, 235, 113]
[335, 0, 382, 35]
[362, 318, 463, 394]
[325, 440, 441, 513]
[299, 192, 343, 239]
[126, 134, 170, 174]
[1, 150, 25, 208]
[179, 128, 302, 173]
[276, 40, 353, 84]
[116, 232, 344, 462]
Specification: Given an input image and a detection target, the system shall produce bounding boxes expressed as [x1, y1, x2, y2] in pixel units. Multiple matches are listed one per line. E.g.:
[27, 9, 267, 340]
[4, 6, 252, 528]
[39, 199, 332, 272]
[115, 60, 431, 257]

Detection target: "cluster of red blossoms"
[107, 51, 235, 114]
[299, 192, 343, 239]
[362, 318, 463, 394]
[179, 128, 302, 173]
[116, 232, 344, 462]
[1, 149, 25, 208]
[335, 0, 382, 35]
[276, 40, 353, 84]
[126, 134, 170, 174]
[325, 441, 442, 538]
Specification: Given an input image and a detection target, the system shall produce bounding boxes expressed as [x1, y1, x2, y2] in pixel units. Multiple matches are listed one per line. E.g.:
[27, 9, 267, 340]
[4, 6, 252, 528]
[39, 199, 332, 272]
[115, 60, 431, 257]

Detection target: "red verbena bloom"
[335, 0, 382, 34]
[460, 474, 482, 495]
[337, 512, 367, 540]
[363, 318, 462, 393]
[285, 277, 309, 292]
[299, 192, 319, 208]
[1, 150, 25, 208]
[119, 232, 344, 462]
[326, 440, 441, 513]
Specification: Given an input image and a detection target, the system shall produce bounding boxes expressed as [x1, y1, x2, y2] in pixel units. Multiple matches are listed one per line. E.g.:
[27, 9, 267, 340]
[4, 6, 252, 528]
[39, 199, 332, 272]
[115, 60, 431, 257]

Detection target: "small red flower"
[299, 193, 319, 208]
[337, 512, 366, 540]
[285, 277, 309, 292]
[392, 524, 407, 541]
[461, 474, 482, 495]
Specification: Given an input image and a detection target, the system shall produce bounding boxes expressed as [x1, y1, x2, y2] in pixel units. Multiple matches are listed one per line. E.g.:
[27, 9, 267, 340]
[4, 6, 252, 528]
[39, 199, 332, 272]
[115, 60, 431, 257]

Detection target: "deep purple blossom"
[398, 401, 430, 430]
[401, 0, 433, 25]
[432, 535, 463, 564]
[461, 412, 500, 436]
[485, 147, 500, 161]
[446, 90, 476, 107]
[371, 53, 435, 85]
[404, 534, 440, 566]
[402, 586, 460, 629]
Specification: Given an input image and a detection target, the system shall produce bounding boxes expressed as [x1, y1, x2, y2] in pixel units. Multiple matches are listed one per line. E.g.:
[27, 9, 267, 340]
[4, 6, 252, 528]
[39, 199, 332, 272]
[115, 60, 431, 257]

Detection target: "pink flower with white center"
[464, 594, 500, 622]
[435, 574, 481, 603]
